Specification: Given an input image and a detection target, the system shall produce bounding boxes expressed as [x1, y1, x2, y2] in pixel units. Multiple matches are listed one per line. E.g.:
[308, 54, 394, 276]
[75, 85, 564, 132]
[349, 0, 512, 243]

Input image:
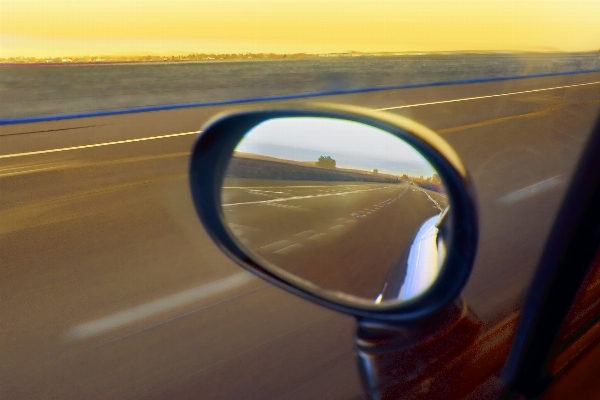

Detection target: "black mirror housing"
[189, 103, 478, 322]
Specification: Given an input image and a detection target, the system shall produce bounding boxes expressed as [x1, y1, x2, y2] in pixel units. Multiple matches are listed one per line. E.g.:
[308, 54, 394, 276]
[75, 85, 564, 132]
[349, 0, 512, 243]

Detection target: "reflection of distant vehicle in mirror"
[377, 206, 450, 303]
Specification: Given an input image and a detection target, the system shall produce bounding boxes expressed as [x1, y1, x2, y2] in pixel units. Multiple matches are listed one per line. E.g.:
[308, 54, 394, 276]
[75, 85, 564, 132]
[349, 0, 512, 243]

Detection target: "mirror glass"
[220, 117, 451, 307]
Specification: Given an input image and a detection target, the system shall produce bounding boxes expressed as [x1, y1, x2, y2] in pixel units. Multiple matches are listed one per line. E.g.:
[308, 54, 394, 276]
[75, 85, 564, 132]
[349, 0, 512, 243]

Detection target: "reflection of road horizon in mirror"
[221, 117, 450, 306]
[235, 117, 437, 178]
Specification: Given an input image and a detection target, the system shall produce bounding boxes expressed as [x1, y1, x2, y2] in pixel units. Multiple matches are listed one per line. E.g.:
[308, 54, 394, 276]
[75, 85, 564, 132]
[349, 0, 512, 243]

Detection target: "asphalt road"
[3, 53, 599, 119]
[1, 71, 600, 399]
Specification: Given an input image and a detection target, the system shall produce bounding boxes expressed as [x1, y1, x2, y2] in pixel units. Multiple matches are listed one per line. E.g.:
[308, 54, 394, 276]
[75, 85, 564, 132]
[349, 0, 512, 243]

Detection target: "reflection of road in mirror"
[220, 117, 450, 305]
[221, 178, 449, 304]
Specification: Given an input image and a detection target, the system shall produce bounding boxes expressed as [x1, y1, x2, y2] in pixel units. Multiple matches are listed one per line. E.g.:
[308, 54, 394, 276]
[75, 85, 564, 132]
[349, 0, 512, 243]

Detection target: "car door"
[501, 111, 600, 399]
[540, 253, 600, 399]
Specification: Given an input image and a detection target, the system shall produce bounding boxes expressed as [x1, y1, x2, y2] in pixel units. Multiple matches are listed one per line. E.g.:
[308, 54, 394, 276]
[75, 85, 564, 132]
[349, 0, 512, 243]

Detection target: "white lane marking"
[3, 80, 598, 160]
[0, 163, 54, 172]
[307, 233, 328, 241]
[95, 284, 270, 346]
[244, 189, 274, 198]
[411, 183, 445, 212]
[227, 223, 261, 237]
[274, 243, 304, 255]
[227, 223, 260, 231]
[259, 240, 291, 252]
[0, 131, 198, 159]
[0, 165, 59, 177]
[375, 81, 600, 111]
[497, 175, 564, 204]
[328, 225, 347, 235]
[295, 230, 317, 238]
[222, 186, 384, 207]
[260, 203, 309, 211]
[223, 185, 362, 189]
[66, 272, 255, 341]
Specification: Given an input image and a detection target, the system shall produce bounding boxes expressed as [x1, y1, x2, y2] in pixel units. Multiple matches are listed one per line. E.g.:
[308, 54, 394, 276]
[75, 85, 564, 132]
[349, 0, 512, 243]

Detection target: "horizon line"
[2, 49, 599, 64]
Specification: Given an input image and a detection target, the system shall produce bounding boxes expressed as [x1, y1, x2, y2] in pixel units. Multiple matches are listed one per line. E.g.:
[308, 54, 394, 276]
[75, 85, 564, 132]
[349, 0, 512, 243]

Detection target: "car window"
[2, 1, 600, 399]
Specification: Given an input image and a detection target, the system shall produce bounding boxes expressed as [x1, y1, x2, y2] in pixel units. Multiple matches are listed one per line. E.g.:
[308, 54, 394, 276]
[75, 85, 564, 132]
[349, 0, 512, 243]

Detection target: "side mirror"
[189, 103, 478, 322]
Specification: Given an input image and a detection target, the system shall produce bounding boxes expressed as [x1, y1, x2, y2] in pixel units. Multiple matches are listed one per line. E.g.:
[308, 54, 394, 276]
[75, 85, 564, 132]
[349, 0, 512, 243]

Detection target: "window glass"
[1, 1, 600, 398]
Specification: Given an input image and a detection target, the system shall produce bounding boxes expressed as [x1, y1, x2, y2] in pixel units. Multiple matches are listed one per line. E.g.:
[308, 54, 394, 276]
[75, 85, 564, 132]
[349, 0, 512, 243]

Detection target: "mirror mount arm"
[355, 298, 482, 399]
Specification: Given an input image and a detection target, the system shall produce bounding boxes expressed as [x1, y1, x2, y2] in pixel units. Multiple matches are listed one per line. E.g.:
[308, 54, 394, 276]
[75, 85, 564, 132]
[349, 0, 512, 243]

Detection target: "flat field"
[2, 52, 599, 119]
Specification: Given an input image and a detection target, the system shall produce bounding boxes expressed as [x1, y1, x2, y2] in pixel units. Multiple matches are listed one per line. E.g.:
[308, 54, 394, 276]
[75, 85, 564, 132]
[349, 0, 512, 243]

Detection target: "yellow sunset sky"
[2, 0, 600, 58]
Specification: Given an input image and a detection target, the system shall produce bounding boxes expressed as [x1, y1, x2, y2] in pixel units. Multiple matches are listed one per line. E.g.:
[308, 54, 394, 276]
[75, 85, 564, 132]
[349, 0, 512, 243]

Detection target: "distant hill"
[227, 153, 402, 183]
[233, 152, 400, 180]
[5, 50, 597, 65]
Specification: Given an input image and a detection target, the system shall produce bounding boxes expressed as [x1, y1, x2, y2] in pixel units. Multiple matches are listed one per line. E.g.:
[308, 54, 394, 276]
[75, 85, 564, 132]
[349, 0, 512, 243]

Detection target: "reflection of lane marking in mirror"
[497, 174, 564, 204]
[222, 185, 358, 189]
[307, 233, 328, 241]
[222, 186, 386, 207]
[427, 191, 448, 199]
[227, 223, 261, 237]
[227, 183, 411, 258]
[274, 243, 305, 255]
[243, 189, 285, 199]
[328, 225, 347, 235]
[259, 203, 312, 212]
[294, 230, 317, 238]
[260, 240, 292, 252]
[229, 184, 415, 273]
[411, 184, 445, 212]
[350, 186, 408, 218]
[347, 187, 411, 220]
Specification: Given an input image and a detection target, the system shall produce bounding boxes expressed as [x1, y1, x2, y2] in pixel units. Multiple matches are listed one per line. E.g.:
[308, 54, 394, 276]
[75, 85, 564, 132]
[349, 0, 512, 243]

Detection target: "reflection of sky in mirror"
[235, 117, 437, 177]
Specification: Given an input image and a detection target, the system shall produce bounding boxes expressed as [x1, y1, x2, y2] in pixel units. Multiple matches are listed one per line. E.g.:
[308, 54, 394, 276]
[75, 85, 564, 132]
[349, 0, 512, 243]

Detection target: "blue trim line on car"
[2, 68, 600, 125]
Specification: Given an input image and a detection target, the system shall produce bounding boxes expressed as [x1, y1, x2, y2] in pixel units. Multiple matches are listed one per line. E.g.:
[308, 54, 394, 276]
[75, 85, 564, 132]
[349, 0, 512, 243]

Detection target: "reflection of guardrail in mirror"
[226, 153, 403, 183]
